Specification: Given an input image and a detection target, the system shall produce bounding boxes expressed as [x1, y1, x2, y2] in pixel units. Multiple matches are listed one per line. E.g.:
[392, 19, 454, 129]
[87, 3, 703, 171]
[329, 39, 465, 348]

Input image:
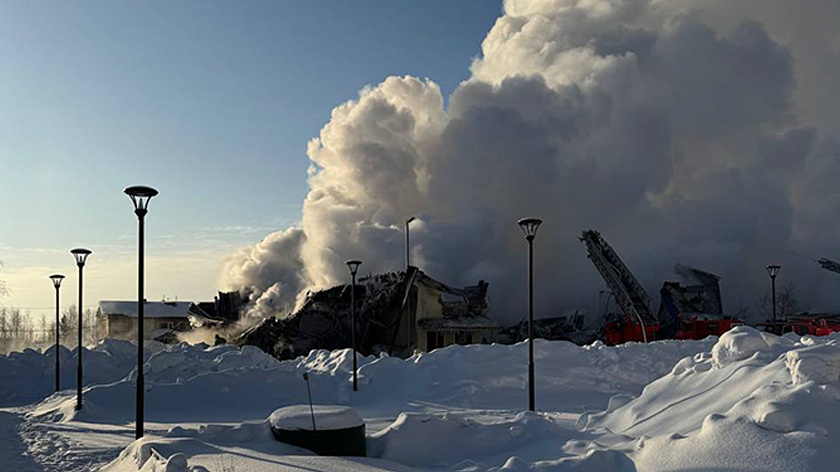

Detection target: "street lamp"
[405, 217, 416, 270]
[517, 217, 542, 412]
[70, 248, 91, 411]
[125, 185, 158, 440]
[49, 274, 65, 392]
[346, 259, 362, 392]
[766, 264, 781, 323]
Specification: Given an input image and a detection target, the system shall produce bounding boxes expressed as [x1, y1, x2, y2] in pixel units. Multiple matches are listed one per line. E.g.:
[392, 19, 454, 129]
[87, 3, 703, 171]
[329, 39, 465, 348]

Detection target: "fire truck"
[753, 258, 840, 336]
[580, 230, 742, 345]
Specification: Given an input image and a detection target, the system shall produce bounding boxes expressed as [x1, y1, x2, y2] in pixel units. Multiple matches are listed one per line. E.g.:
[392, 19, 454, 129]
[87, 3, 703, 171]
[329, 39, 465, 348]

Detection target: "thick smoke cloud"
[222, 0, 840, 323]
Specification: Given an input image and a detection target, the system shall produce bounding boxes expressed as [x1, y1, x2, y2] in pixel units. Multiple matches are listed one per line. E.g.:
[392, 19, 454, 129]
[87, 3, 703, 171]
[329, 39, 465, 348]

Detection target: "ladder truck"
[580, 230, 658, 344]
[757, 257, 840, 336]
[581, 230, 742, 344]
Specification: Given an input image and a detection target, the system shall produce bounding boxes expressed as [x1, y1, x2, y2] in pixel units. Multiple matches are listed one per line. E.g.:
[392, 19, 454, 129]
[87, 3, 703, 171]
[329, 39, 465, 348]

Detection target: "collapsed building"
[657, 264, 725, 336]
[499, 312, 594, 345]
[193, 291, 247, 326]
[237, 266, 499, 359]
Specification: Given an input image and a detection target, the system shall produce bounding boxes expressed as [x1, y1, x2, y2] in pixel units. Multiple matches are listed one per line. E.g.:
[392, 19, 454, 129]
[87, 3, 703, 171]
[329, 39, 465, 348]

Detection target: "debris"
[237, 267, 499, 359]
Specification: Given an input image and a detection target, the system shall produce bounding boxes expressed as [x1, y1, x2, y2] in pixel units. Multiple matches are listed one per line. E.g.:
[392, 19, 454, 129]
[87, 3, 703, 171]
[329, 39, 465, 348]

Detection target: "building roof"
[98, 300, 197, 319]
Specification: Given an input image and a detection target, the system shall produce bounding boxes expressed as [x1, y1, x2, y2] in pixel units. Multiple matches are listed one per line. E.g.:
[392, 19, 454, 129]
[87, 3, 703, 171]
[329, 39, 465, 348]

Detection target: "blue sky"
[0, 1, 502, 316]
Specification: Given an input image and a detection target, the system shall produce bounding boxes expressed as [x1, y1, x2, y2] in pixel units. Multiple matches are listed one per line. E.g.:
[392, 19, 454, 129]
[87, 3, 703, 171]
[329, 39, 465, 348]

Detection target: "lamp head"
[766, 264, 781, 278]
[49, 274, 65, 289]
[517, 217, 543, 241]
[345, 259, 362, 276]
[70, 248, 92, 267]
[406, 216, 416, 225]
[124, 185, 159, 216]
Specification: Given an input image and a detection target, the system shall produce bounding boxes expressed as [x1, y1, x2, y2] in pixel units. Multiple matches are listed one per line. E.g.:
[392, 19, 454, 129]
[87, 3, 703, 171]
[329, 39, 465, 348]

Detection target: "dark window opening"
[426, 331, 444, 351]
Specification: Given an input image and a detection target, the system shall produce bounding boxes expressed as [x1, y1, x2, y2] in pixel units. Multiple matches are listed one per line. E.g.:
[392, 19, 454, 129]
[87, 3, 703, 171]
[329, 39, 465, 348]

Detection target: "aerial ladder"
[580, 230, 657, 343]
[818, 258, 840, 276]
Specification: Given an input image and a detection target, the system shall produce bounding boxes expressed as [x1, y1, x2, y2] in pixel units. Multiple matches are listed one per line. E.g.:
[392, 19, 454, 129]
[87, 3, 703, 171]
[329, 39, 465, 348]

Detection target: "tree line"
[0, 305, 100, 354]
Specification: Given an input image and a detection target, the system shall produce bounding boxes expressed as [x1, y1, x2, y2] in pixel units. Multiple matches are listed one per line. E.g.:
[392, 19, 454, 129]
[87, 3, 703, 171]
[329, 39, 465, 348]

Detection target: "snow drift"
[0, 339, 162, 407]
[580, 327, 840, 471]
[14, 329, 840, 471]
[20, 337, 712, 424]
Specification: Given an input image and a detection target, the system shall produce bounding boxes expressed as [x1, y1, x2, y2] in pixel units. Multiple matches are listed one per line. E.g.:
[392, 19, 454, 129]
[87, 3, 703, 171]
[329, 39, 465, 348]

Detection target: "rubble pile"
[500, 314, 597, 345]
[237, 270, 413, 360]
[237, 267, 495, 359]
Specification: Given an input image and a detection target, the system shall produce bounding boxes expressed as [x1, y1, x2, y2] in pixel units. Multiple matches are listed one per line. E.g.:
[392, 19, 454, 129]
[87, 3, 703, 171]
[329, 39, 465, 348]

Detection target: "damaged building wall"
[412, 274, 495, 351]
[657, 264, 725, 336]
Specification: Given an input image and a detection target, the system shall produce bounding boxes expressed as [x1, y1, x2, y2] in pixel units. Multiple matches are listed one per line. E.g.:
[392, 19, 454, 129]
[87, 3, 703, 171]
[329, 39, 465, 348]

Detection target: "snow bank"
[0, 339, 152, 406]
[350, 338, 716, 414]
[102, 419, 429, 472]
[28, 337, 712, 425]
[24, 332, 840, 471]
[101, 421, 306, 472]
[785, 343, 840, 386]
[369, 411, 574, 468]
[711, 325, 779, 367]
[581, 328, 840, 471]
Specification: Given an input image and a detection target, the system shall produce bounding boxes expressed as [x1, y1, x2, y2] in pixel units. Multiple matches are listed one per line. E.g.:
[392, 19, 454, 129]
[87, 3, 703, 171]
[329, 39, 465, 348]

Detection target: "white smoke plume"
[222, 0, 840, 323]
[221, 227, 306, 317]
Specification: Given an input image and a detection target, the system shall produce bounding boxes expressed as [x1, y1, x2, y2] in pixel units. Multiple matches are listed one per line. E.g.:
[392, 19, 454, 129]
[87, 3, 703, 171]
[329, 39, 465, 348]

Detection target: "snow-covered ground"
[1, 328, 837, 471]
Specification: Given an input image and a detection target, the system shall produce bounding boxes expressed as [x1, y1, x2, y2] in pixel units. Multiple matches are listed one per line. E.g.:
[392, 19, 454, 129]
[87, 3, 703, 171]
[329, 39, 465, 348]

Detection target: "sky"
[4, 0, 840, 328]
[214, 0, 840, 324]
[0, 1, 502, 319]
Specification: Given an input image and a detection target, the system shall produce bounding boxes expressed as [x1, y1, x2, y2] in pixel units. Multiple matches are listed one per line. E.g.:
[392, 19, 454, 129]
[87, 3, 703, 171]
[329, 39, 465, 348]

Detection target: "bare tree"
[0, 307, 7, 339]
[756, 282, 801, 321]
[0, 259, 7, 300]
[39, 316, 48, 343]
[60, 305, 78, 346]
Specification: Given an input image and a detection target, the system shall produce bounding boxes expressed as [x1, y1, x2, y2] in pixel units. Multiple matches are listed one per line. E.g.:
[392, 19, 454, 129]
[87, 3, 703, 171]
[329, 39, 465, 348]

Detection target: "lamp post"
[766, 265, 781, 323]
[49, 274, 65, 392]
[405, 217, 416, 270]
[517, 217, 542, 412]
[70, 248, 91, 411]
[346, 259, 362, 392]
[125, 185, 158, 440]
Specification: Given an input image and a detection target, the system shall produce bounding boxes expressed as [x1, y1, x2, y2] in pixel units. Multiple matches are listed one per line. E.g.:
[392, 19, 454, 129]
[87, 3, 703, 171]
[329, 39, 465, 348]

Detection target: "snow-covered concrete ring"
[269, 405, 366, 456]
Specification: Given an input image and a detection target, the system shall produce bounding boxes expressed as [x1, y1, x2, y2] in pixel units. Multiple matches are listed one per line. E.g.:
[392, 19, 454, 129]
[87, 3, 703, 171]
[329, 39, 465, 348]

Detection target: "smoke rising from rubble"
[222, 0, 840, 323]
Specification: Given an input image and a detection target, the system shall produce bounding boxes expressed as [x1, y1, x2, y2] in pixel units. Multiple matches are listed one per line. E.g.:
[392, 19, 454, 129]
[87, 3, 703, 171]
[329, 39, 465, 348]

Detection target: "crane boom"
[818, 258, 840, 276]
[580, 230, 657, 331]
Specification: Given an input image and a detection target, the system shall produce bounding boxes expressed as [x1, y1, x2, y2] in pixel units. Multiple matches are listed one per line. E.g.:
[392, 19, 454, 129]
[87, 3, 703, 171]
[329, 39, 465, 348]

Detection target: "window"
[426, 331, 444, 350]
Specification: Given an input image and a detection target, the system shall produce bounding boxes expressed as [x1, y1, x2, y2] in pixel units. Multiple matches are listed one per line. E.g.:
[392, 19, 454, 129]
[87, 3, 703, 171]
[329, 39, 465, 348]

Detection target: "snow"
[2, 330, 839, 471]
[368, 411, 579, 469]
[581, 326, 840, 471]
[710, 325, 773, 366]
[0, 339, 161, 407]
[269, 405, 363, 431]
